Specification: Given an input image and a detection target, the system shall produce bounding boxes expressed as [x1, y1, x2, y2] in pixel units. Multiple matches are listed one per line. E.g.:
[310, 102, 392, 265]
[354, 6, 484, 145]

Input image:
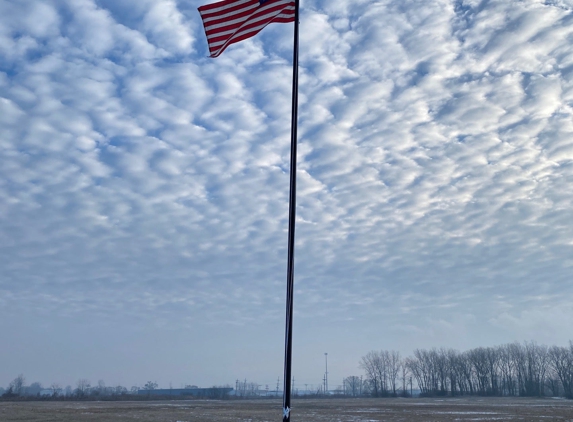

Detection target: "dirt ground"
[1, 397, 572, 421]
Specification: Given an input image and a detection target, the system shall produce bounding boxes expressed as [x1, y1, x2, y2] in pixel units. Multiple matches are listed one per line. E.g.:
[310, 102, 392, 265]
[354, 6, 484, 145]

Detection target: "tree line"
[0, 374, 135, 399]
[1, 376, 232, 400]
[5, 341, 573, 400]
[348, 341, 573, 399]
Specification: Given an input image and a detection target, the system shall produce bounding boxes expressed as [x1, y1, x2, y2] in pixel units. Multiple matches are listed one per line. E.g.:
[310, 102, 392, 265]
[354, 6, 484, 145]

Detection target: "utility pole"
[324, 352, 328, 395]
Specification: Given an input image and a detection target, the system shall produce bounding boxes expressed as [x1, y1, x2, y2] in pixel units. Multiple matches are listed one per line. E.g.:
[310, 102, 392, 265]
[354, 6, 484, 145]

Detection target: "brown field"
[1, 397, 572, 421]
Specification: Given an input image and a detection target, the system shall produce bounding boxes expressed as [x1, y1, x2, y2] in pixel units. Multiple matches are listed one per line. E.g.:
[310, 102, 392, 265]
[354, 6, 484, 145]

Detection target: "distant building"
[39, 388, 63, 397]
[229, 388, 275, 397]
[137, 387, 233, 398]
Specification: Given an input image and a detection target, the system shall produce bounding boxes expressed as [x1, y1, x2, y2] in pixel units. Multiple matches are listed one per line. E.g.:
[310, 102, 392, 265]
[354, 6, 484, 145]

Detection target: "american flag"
[198, 0, 296, 58]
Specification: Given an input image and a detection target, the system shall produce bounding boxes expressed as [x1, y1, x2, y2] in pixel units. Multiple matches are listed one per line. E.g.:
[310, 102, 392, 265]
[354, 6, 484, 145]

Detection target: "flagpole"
[282, 0, 299, 420]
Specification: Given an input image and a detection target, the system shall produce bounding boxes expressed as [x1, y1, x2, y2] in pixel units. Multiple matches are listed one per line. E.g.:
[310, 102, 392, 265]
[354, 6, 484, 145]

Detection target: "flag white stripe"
[204, 15, 252, 31]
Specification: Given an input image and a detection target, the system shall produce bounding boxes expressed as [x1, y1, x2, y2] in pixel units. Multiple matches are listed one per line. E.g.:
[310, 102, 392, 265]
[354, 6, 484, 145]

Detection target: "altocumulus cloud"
[1, 0, 573, 387]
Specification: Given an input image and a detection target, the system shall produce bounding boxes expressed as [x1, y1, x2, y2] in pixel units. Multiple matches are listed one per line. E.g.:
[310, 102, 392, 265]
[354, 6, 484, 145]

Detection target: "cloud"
[1, 0, 573, 387]
[141, 0, 195, 54]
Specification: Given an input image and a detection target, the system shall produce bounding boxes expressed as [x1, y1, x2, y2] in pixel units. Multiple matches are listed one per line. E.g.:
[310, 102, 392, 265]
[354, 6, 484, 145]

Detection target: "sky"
[1, 0, 573, 392]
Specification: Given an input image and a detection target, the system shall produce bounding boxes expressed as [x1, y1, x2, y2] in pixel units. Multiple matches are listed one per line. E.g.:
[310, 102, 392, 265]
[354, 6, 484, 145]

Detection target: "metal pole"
[282, 0, 299, 420]
[325, 353, 328, 394]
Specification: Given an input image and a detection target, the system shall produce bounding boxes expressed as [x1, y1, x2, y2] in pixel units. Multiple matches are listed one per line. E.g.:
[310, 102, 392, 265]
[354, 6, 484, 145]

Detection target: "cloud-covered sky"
[1, 0, 573, 390]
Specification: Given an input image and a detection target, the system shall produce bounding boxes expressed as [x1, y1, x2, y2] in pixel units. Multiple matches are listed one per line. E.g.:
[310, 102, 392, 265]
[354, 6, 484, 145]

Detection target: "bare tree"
[484, 347, 500, 395]
[446, 349, 460, 396]
[498, 344, 517, 396]
[344, 376, 361, 396]
[26, 382, 43, 397]
[469, 347, 490, 395]
[400, 361, 411, 396]
[407, 349, 436, 395]
[405, 355, 424, 395]
[358, 341, 573, 400]
[458, 351, 475, 395]
[360, 351, 382, 396]
[113, 385, 127, 396]
[95, 380, 106, 396]
[10, 374, 25, 396]
[50, 383, 62, 397]
[521, 341, 548, 396]
[388, 351, 402, 396]
[548, 345, 573, 398]
[76, 379, 91, 398]
[434, 349, 449, 396]
[144, 381, 158, 396]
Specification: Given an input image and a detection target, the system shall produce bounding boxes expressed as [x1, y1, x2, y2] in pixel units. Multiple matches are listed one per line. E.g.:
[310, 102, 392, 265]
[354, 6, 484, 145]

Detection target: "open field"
[1, 397, 572, 421]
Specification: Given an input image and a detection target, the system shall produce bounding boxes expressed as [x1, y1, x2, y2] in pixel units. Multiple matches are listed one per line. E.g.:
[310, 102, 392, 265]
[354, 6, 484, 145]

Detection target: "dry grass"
[1, 397, 572, 421]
